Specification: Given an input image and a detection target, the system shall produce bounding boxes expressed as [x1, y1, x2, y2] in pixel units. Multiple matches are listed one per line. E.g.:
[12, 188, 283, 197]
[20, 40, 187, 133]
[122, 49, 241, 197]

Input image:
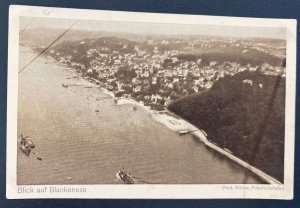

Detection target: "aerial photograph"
[17, 17, 286, 185]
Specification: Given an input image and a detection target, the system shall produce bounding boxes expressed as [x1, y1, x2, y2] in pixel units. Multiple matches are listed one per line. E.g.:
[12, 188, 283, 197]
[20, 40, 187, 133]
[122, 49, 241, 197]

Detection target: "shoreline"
[51, 55, 281, 185]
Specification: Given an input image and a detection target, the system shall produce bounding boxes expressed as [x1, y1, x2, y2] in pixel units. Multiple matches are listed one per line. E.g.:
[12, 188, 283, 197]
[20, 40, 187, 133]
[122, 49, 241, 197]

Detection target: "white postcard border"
[6, 5, 297, 199]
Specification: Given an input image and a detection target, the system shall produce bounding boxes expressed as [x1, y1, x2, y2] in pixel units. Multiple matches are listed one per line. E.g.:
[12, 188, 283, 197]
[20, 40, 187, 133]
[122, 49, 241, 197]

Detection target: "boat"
[25, 138, 35, 148]
[61, 83, 68, 88]
[18, 134, 35, 155]
[19, 135, 35, 148]
[116, 168, 134, 184]
[179, 130, 189, 135]
[224, 148, 233, 154]
[20, 144, 31, 156]
[179, 129, 199, 135]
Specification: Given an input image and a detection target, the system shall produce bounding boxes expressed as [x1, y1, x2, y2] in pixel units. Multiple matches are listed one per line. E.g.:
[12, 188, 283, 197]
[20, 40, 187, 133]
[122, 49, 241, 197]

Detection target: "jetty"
[61, 82, 97, 88]
[190, 130, 282, 185]
[161, 109, 282, 185]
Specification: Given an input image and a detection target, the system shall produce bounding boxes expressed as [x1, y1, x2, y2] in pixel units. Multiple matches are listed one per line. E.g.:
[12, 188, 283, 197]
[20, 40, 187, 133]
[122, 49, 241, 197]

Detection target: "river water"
[17, 47, 263, 184]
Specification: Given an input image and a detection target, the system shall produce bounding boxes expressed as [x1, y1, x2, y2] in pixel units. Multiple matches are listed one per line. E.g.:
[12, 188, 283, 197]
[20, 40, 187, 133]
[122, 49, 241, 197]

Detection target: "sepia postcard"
[6, 5, 296, 199]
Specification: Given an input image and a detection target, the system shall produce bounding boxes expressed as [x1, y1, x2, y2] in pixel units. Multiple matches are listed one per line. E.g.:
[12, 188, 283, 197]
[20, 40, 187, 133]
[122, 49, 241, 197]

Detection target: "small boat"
[20, 144, 31, 156]
[25, 137, 35, 148]
[18, 134, 35, 155]
[116, 168, 134, 184]
[179, 130, 189, 135]
[19, 135, 35, 148]
[224, 148, 233, 154]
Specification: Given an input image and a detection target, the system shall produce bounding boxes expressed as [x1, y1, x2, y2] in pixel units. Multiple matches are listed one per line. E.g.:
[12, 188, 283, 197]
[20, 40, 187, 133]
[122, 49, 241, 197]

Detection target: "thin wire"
[19, 19, 79, 74]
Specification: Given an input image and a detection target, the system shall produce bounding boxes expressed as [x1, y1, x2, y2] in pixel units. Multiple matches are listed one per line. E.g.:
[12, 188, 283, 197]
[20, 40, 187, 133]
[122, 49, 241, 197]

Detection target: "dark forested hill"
[168, 71, 285, 182]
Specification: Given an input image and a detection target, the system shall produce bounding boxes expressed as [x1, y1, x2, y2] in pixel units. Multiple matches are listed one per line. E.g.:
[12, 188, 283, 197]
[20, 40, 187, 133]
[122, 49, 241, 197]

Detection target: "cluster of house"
[56, 45, 286, 111]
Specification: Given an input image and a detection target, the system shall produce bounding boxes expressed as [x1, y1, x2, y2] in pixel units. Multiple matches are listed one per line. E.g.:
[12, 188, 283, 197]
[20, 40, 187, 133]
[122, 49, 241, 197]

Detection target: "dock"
[189, 130, 282, 185]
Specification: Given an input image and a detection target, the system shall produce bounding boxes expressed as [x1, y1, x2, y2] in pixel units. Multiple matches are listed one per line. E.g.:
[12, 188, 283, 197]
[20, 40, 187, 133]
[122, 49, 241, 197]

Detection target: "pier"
[189, 130, 282, 185]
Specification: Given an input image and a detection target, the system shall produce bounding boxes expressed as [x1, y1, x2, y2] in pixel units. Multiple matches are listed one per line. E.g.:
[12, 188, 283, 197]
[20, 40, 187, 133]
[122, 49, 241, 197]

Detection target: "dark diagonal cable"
[19, 19, 79, 74]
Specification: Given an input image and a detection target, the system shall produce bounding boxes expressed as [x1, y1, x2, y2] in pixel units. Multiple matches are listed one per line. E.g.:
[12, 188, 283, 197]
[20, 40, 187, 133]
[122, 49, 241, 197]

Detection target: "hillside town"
[51, 37, 286, 110]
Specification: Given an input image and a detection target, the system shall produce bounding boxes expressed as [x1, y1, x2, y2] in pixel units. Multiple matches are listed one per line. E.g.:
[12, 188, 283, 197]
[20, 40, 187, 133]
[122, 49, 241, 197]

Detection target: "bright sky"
[20, 17, 286, 39]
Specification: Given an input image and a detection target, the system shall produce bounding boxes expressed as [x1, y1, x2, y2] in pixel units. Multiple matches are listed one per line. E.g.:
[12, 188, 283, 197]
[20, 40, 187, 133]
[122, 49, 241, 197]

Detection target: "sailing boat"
[18, 134, 35, 156]
[116, 167, 134, 184]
